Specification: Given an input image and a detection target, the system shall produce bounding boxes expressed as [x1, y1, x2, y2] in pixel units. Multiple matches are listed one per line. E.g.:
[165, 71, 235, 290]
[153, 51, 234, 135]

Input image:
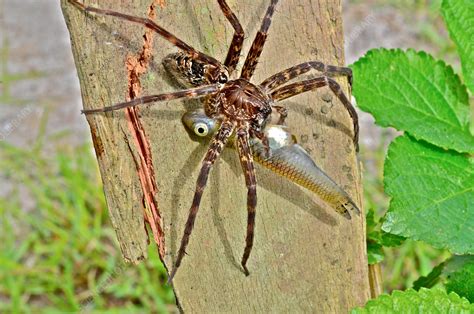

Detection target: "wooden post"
[62, 0, 370, 311]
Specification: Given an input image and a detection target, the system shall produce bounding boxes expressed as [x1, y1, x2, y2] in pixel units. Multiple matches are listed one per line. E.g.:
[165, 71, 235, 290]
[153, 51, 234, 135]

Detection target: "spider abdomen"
[163, 52, 229, 88]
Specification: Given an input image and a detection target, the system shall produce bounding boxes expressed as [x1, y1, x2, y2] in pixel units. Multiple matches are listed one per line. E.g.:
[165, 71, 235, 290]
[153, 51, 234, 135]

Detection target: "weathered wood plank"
[62, 0, 370, 311]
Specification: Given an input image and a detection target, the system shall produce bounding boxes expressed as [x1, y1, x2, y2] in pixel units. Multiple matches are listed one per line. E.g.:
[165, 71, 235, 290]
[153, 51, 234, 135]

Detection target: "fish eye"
[194, 123, 209, 137]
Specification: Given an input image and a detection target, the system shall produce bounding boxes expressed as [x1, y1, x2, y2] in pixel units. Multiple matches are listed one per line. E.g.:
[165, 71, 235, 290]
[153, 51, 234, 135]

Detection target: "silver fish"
[182, 109, 360, 218]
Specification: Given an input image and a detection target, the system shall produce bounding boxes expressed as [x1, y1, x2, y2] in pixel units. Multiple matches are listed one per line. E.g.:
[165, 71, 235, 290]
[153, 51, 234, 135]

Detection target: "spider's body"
[218, 79, 272, 125]
[69, 0, 360, 282]
[165, 52, 273, 132]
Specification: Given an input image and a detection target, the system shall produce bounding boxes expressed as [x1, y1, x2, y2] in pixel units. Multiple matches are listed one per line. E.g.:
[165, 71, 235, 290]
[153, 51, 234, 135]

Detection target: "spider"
[69, 0, 359, 282]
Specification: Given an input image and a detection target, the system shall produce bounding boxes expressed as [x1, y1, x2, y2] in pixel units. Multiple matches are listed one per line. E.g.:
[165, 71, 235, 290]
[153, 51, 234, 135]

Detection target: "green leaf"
[366, 208, 377, 229]
[413, 261, 446, 290]
[352, 288, 474, 313]
[366, 208, 405, 264]
[445, 256, 474, 303]
[352, 49, 473, 153]
[382, 135, 474, 254]
[379, 232, 405, 247]
[367, 242, 385, 265]
[413, 256, 474, 303]
[442, 0, 474, 94]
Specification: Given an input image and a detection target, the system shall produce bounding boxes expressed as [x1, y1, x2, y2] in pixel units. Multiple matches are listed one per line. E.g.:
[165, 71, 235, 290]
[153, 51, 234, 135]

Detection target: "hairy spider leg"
[81, 84, 220, 114]
[236, 125, 257, 276]
[68, 0, 220, 66]
[260, 61, 353, 91]
[250, 128, 271, 158]
[260, 62, 355, 138]
[270, 77, 359, 148]
[240, 0, 279, 80]
[217, 0, 244, 74]
[168, 120, 235, 283]
[271, 105, 288, 125]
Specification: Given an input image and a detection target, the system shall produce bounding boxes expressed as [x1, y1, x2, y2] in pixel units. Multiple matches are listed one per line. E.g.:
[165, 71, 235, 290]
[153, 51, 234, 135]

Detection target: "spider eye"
[194, 123, 209, 137]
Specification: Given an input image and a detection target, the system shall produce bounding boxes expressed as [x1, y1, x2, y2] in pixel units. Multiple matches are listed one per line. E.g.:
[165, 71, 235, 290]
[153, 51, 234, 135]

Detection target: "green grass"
[0, 142, 175, 313]
[383, 240, 451, 292]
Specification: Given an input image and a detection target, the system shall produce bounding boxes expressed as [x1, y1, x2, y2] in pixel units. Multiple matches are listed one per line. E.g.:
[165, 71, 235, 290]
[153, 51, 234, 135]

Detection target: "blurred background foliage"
[0, 139, 174, 313]
[0, 0, 464, 312]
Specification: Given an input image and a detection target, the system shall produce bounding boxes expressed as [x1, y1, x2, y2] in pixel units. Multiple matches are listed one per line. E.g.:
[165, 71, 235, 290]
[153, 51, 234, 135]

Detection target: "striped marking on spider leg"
[218, 0, 244, 74]
[261, 62, 325, 90]
[270, 77, 359, 147]
[326, 77, 359, 147]
[260, 62, 353, 91]
[82, 84, 219, 114]
[168, 120, 235, 283]
[240, 0, 279, 80]
[270, 77, 327, 101]
[272, 105, 288, 125]
[236, 126, 257, 276]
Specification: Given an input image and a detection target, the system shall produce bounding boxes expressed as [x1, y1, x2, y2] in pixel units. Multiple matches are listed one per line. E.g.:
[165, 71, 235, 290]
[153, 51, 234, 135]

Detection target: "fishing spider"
[69, 0, 359, 281]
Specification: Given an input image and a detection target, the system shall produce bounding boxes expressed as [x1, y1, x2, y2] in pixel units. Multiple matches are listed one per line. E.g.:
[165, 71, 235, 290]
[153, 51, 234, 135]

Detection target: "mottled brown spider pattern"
[69, 0, 359, 282]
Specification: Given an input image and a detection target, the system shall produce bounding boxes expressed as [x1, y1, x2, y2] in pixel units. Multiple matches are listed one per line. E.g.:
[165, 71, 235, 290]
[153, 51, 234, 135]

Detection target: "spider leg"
[272, 105, 288, 125]
[240, 0, 279, 80]
[271, 77, 359, 148]
[250, 128, 271, 158]
[217, 0, 244, 74]
[260, 61, 353, 91]
[82, 84, 219, 114]
[168, 120, 235, 283]
[236, 125, 257, 276]
[68, 0, 220, 66]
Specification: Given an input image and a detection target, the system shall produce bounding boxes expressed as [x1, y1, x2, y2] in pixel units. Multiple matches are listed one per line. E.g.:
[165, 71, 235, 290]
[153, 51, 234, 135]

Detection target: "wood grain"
[61, 0, 370, 311]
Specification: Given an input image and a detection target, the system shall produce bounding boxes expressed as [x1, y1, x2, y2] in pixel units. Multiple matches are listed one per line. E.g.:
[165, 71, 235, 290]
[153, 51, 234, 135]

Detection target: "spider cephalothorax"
[218, 79, 272, 127]
[69, 0, 359, 282]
